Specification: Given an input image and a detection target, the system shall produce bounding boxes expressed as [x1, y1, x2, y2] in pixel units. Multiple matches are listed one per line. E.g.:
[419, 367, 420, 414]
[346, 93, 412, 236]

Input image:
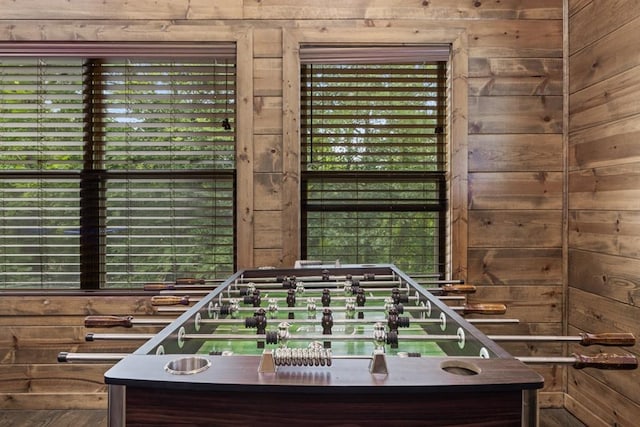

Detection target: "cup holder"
[440, 359, 481, 376]
[164, 356, 211, 375]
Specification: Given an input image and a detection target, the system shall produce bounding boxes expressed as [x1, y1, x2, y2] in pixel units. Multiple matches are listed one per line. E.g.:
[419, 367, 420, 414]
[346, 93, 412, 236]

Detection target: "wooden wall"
[0, 0, 566, 411]
[567, 0, 640, 424]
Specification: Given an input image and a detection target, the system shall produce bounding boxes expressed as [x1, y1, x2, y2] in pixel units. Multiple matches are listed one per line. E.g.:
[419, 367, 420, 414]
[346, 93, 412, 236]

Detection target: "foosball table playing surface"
[68, 263, 637, 426]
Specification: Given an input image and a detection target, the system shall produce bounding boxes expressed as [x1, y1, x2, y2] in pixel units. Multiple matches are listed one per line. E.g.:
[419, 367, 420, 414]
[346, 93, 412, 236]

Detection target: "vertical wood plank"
[281, 29, 301, 267]
[235, 30, 255, 269]
[449, 31, 469, 281]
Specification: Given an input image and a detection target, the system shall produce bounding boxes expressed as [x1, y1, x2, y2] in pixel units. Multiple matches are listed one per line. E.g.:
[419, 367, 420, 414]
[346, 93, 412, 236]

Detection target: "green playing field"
[195, 288, 447, 357]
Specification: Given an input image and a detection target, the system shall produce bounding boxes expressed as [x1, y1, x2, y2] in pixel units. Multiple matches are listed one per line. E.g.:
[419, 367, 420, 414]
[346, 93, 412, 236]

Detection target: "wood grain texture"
[468, 285, 562, 323]
[0, 392, 107, 410]
[569, 14, 640, 92]
[468, 56, 562, 96]
[253, 134, 283, 173]
[568, 1, 640, 420]
[569, 163, 640, 210]
[468, 248, 562, 285]
[569, 114, 640, 171]
[569, 210, 640, 259]
[469, 134, 563, 172]
[568, 250, 640, 306]
[469, 172, 563, 210]
[254, 173, 284, 210]
[0, 0, 244, 20]
[469, 210, 562, 247]
[568, 0, 593, 17]
[253, 210, 284, 249]
[469, 95, 563, 134]
[567, 369, 640, 427]
[125, 386, 525, 426]
[569, 0, 640, 54]
[254, 58, 283, 96]
[0, 364, 109, 393]
[242, 0, 562, 20]
[570, 64, 640, 133]
[0, 296, 155, 316]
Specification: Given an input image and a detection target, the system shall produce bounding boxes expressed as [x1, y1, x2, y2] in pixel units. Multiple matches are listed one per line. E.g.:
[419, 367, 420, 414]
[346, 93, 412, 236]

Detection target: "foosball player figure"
[321, 288, 331, 307]
[245, 308, 268, 348]
[286, 288, 296, 319]
[391, 287, 409, 305]
[356, 288, 366, 319]
[386, 307, 410, 333]
[321, 308, 333, 348]
[243, 289, 262, 307]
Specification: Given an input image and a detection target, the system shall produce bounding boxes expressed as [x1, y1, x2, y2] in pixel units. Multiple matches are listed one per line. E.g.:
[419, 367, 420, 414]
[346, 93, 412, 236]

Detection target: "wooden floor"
[0, 408, 585, 427]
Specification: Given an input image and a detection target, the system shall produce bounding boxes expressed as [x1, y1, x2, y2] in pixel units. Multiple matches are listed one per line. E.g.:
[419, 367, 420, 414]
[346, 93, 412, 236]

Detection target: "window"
[300, 46, 449, 274]
[0, 43, 236, 289]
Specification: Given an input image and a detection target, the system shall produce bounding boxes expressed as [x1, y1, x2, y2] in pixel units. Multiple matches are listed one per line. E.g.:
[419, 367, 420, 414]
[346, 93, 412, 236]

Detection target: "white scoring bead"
[456, 327, 466, 350]
[439, 312, 447, 331]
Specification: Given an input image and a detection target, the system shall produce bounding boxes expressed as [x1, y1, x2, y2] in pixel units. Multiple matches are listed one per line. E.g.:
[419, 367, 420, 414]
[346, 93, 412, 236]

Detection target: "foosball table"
[60, 263, 638, 426]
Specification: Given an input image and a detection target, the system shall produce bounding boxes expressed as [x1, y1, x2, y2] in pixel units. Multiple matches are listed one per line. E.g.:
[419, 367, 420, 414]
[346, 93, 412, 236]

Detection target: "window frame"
[298, 56, 449, 274]
[0, 42, 239, 289]
[281, 29, 469, 280]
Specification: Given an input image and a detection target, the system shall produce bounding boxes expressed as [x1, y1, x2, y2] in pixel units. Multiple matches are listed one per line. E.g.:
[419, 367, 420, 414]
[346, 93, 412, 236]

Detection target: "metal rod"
[58, 351, 128, 362]
[183, 333, 462, 343]
[86, 333, 154, 341]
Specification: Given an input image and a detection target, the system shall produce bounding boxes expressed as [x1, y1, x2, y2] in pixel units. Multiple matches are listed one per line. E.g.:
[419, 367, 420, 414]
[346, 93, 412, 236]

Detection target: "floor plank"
[0, 409, 107, 427]
[540, 408, 586, 427]
[0, 407, 584, 427]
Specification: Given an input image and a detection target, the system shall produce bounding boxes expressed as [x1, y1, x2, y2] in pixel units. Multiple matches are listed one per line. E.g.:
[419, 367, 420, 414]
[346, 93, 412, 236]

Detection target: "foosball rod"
[518, 353, 638, 370]
[154, 303, 507, 315]
[154, 284, 475, 296]
[144, 279, 465, 292]
[176, 331, 634, 346]
[83, 315, 520, 328]
[149, 294, 468, 307]
[84, 331, 635, 349]
[56, 351, 638, 370]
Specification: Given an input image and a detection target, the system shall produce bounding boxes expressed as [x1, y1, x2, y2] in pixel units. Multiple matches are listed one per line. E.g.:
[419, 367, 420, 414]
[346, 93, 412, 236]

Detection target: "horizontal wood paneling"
[468, 285, 562, 323]
[569, 210, 640, 259]
[469, 96, 563, 134]
[568, 250, 640, 307]
[0, 0, 244, 20]
[568, 163, 640, 211]
[253, 210, 284, 249]
[0, 295, 176, 409]
[0, 296, 155, 316]
[241, 0, 563, 20]
[567, 0, 592, 17]
[469, 57, 562, 96]
[568, 1, 640, 420]
[569, 114, 640, 171]
[0, 364, 108, 393]
[253, 248, 284, 268]
[254, 58, 282, 97]
[469, 172, 563, 210]
[468, 249, 562, 285]
[467, 20, 562, 54]
[469, 134, 563, 172]
[0, 392, 107, 410]
[569, 14, 640, 92]
[253, 96, 283, 134]
[569, 0, 640, 55]
[570, 64, 640, 133]
[567, 369, 640, 426]
[469, 210, 562, 247]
